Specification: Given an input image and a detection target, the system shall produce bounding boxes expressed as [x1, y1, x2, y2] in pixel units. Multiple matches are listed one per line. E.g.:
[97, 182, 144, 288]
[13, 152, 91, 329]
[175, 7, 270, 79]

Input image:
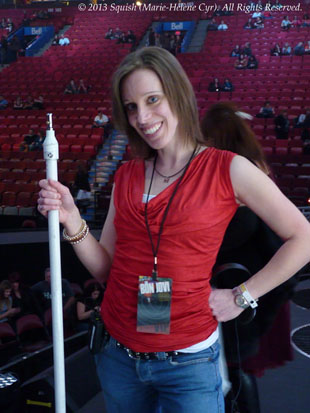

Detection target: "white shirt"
[218, 24, 228, 30]
[94, 114, 109, 125]
[59, 37, 70, 46]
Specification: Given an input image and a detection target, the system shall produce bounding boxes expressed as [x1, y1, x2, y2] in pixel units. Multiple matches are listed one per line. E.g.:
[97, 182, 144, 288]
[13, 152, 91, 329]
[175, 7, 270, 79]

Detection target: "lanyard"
[144, 146, 197, 280]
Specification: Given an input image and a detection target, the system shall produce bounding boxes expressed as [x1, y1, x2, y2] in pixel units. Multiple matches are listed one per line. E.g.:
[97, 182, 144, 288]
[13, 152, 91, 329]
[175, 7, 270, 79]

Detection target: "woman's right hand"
[37, 179, 81, 229]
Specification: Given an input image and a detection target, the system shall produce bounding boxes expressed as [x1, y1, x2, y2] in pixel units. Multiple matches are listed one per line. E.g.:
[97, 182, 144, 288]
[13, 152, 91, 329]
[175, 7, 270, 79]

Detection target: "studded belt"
[103, 331, 182, 360]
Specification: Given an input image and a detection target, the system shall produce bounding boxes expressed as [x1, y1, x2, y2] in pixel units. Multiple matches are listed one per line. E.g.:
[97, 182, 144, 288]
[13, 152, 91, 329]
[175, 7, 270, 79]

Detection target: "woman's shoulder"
[199, 146, 237, 162]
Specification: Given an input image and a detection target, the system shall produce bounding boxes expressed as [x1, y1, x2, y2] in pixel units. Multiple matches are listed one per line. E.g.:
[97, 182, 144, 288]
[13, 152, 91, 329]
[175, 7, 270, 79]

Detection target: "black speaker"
[20, 346, 104, 412]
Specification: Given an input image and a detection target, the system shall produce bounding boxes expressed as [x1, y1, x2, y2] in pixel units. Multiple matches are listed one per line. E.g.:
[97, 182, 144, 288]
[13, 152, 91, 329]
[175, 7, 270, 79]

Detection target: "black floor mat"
[291, 289, 310, 309]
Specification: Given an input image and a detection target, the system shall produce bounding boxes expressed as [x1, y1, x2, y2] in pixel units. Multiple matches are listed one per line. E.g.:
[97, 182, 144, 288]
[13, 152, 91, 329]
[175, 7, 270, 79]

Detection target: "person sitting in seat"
[0, 280, 20, 324]
[294, 109, 310, 128]
[230, 45, 241, 57]
[244, 18, 254, 29]
[13, 95, 23, 109]
[292, 15, 302, 27]
[274, 110, 290, 139]
[208, 78, 222, 92]
[256, 101, 275, 118]
[64, 79, 77, 94]
[33, 95, 44, 109]
[253, 17, 264, 29]
[222, 78, 234, 92]
[105, 28, 114, 39]
[281, 16, 292, 30]
[19, 128, 38, 151]
[247, 55, 258, 69]
[294, 42, 305, 56]
[23, 95, 34, 109]
[301, 14, 310, 27]
[218, 20, 228, 30]
[270, 43, 281, 56]
[77, 79, 89, 94]
[234, 54, 248, 69]
[29, 129, 45, 151]
[242, 42, 252, 56]
[31, 267, 75, 317]
[59, 34, 70, 46]
[282, 42, 292, 55]
[0, 95, 8, 109]
[207, 18, 218, 31]
[93, 110, 109, 128]
[76, 282, 104, 332]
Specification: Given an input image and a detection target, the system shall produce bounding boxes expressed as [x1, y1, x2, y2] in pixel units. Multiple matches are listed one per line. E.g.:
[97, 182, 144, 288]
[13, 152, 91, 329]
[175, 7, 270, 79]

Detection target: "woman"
[230, 45, 240, 57]
[38, 47, 310, 413]
[8, 272, 42, 319]
[222, 78, 234, 92]
[76, 282, 104, 332]
[208, 77, 221, 92]
[201, 102, 297, 413]
[270, 43, 281, 56]
[0, 280, 20, 324]
[247, 55, 258, 69]
[234, 54, 248, 69]
[13, 95, 23, 110]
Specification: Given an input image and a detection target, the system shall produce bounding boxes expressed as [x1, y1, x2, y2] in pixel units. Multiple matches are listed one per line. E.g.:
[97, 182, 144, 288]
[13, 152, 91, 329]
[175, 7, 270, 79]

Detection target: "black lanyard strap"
[144, 146, 198, 280]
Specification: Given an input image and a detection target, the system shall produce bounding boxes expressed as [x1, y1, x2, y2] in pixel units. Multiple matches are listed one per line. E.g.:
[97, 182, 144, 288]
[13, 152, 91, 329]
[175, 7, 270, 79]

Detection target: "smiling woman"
[37, 47, 310, 413]
[112, 46, 202, 158]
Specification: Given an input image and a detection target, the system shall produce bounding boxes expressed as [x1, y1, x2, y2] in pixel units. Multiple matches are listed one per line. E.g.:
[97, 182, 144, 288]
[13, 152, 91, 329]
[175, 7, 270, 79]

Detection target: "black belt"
[103, 331, 182, 360]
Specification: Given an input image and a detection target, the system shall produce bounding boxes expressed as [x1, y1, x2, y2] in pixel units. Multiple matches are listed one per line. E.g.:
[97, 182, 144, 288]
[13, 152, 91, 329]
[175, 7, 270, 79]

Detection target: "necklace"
[154, 164, 187, 183]
[154, 146, 198, 183]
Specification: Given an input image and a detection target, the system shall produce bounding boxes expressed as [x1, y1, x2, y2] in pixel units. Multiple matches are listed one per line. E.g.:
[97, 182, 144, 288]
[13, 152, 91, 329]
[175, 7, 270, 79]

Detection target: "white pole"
[43, 114, 66, 413]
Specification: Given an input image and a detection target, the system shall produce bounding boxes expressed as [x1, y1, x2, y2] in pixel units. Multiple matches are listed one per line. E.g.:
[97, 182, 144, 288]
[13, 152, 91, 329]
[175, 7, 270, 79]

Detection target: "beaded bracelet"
[63, 219, 89, 244]
[69, 225, 89, 245]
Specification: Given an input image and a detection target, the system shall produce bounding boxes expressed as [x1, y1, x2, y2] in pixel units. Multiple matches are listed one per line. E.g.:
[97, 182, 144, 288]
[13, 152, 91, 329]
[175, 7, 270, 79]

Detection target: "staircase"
[186, 20, 209, 53]
[82, 131, 128, 222]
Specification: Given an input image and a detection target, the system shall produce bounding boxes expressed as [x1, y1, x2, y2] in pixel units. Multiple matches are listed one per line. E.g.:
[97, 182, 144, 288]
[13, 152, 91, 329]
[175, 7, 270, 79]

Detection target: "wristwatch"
[232, 290, 250, 309]
[232, 283, 258, 309]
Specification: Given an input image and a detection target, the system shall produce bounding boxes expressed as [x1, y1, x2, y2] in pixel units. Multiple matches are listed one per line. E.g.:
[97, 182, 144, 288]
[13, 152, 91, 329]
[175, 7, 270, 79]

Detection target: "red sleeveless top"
[101, 148, 238, 352]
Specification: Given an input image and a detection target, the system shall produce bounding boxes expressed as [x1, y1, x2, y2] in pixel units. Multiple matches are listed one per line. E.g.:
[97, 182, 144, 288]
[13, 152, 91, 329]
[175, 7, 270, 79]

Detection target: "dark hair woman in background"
[202, 102, 297, 413]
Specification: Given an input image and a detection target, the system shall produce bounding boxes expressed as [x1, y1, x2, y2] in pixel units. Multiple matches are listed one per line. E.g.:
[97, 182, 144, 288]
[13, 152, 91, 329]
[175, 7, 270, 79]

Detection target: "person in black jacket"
[274, 110, 290, 139]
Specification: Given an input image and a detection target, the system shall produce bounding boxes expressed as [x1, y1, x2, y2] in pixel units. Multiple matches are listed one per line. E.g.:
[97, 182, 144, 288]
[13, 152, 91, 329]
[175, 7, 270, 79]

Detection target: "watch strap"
[238, 283, 258, 308]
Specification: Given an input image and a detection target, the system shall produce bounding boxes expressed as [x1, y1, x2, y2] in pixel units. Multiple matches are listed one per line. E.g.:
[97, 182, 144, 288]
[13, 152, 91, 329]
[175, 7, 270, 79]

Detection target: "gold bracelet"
[69, 225, 90, 245]
[63, 219, 87, 242]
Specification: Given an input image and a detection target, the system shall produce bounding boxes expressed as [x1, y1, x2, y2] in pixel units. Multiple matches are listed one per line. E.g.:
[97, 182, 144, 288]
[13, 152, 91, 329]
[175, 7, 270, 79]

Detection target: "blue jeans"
[95, 337, 224, 413]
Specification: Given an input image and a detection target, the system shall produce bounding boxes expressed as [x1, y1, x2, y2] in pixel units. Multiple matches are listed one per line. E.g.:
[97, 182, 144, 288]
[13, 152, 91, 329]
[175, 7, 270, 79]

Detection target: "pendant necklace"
[154, 164, 187, 183]
[154, 146, 199, 183]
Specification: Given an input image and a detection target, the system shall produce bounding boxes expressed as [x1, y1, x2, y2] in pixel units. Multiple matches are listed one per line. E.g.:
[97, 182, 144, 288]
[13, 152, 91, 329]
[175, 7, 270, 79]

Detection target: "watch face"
[234, 294, 249, 309]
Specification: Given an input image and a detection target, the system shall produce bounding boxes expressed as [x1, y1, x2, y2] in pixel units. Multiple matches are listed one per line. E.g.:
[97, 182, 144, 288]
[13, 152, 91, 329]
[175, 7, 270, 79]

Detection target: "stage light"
[136, 1, 142, 6]
[0, 372, 20, 409]
[0, 372, 18, 389]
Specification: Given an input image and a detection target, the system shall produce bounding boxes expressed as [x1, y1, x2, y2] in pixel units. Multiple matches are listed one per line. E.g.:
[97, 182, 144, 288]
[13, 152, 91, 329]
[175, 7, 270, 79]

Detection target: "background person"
[201, 102, 297, 413]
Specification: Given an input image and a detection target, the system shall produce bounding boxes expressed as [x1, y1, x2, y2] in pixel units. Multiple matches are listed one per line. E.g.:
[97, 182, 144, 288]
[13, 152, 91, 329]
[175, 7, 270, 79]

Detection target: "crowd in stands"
[19, 129, 45, 152]
[64, 78, 91, 94]
[271, 41, 310, 56]
[0, 268, 105, 353]
[281, 14, 310, 30]
[105, 27, 136, 50]
[234, 53, 258, 69]
[208, 78, 234, 92]
[12, 94, 44, 110]
[0, 17, 14, 33]
[147, 29, 183, 55]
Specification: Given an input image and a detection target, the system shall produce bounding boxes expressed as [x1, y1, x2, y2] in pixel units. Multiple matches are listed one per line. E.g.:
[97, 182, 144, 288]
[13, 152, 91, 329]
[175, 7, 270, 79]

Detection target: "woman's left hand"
[209, 289, 243, 322]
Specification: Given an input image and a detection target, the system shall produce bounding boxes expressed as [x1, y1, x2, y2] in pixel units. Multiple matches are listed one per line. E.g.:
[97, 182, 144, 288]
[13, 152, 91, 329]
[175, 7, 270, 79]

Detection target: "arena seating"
[0, 2, 309, 213]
